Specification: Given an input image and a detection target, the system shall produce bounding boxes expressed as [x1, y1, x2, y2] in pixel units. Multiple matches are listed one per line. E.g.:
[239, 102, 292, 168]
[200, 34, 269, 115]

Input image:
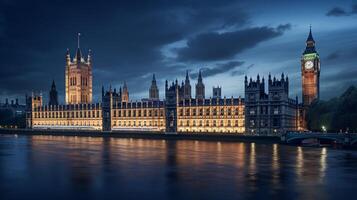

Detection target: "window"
[273, 106, 279, 115]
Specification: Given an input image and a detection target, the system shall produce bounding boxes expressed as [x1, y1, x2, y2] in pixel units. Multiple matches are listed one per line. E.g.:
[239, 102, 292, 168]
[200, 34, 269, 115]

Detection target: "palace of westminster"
[26, 29, 320, 134]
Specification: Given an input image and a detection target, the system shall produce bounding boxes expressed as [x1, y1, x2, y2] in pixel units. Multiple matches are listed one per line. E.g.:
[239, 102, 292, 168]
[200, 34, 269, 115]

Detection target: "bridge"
[281, 132, 357, 146]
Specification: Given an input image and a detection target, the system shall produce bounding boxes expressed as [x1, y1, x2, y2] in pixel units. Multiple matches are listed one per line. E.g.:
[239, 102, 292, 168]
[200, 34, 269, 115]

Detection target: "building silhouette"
[212, 86, 222, 99]
[195, 70, 205, 100]
[149, 74, 159, 100]
[49, 80, 58, 106]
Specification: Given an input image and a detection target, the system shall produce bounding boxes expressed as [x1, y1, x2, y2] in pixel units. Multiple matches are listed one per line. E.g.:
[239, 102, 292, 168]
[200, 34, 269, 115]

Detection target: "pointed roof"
[303, 26, 317, 54]
[76, 33, 82, 63]
[306, 25, 315, 43]
[198, 70, 203, 82]
[51, 80, 56, 90]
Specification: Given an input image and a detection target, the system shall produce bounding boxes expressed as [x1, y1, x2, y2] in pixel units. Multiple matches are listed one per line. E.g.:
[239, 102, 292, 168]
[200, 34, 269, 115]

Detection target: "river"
[0, 134, 356, 200]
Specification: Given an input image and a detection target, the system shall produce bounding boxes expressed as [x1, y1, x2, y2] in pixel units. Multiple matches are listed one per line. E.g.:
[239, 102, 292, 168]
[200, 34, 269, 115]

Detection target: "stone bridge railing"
[281, 132, 357, 146]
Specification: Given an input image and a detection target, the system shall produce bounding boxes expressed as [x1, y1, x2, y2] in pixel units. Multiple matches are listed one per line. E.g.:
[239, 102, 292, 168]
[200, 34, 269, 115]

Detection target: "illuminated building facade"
[26, 29, 318, 133]
[301, 27, 320, 107]
[102, 87, 166, 132]
[65, 34, 93, 104]
[26, 93, 102, 130]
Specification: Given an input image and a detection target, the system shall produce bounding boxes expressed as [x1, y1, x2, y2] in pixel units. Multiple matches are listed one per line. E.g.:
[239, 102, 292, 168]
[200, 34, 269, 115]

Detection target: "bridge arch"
[286, 135, 344, 144]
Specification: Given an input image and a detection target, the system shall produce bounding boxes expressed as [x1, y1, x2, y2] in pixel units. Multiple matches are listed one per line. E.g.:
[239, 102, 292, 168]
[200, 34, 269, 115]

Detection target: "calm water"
[0, 134, 357, 200]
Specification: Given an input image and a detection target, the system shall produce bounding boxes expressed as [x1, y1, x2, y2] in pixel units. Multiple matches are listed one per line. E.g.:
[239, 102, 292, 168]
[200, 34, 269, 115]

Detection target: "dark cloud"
[0, 0, 249, 101]
[326, 4, 357, 17]
[191, 61, 244, 79]
[230, 64, 254, 76]
[326, 7, 349, 16]
[326, 52, 340, 60]
[176, 24, 291, 62]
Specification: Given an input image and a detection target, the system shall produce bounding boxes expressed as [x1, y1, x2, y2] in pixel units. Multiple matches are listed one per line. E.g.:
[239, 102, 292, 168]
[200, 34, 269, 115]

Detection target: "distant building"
[213, 86, 221, 99]
[49, 80, 59, 106]
[195, 70, 205, 100]
[183, 70, 192, 100]
[121, 81, 129, 103]
[0, 98, 25, 118]
[149, 74, 159, 100]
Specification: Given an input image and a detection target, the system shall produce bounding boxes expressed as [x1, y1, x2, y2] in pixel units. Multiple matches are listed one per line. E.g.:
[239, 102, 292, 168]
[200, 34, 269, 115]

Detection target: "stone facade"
[244, 74, 302, 134]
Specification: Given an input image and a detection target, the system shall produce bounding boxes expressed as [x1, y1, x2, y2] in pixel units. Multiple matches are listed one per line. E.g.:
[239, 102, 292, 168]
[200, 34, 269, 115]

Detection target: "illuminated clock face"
[305, 61, 314, 70]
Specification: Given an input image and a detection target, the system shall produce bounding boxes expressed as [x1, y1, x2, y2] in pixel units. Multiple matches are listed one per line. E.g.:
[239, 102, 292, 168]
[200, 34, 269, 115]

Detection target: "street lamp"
[322, 125, 327, 133]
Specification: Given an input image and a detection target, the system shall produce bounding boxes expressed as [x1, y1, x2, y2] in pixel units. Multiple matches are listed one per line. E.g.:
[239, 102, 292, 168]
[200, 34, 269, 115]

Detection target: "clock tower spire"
[301, 26, 320, 106]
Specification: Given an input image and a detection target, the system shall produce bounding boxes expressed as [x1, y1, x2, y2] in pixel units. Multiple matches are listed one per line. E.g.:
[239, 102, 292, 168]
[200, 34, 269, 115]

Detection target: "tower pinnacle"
[77, 33, 81, 49]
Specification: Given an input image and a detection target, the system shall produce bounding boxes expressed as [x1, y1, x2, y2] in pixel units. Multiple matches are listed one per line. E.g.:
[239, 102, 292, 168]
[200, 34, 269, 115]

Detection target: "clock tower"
[301, 27, 320, 106]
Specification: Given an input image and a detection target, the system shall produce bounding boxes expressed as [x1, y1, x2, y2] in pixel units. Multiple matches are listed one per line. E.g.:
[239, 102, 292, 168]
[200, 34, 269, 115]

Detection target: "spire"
[152, 74, 156, 84]
[306, 25, 315, 43]
[87, 49, 92, 64]
[123, 81, 127, 89]
[76, 33, 82, 63]
[51, 80, 56, 90]
[185, 70, 190, 82]
[77, 32, 81, 49]
[198, 70, 202, 82]
[304, 25, 317, 54]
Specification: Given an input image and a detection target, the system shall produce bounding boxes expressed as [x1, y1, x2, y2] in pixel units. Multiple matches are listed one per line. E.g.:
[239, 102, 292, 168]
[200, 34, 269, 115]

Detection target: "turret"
[87, 49, 92, 65]
[49, 80, 58, 106]
[149, 74, 159, 100]
[184, 70, 192, 99]
[66, 48, 71, 65]
[195, 70, 205, 100]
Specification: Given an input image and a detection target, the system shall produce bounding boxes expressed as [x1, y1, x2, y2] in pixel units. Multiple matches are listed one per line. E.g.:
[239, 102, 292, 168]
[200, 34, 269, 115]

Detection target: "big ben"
[301, 27, 320, 106]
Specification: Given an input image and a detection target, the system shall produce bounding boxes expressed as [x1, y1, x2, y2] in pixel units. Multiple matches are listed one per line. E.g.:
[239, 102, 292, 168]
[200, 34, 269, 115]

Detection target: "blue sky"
[0, 0, 356, 103]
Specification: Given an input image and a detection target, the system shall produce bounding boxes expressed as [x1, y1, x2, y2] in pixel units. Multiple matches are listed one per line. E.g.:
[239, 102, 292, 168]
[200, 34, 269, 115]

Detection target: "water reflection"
[0, 134, 357, 200]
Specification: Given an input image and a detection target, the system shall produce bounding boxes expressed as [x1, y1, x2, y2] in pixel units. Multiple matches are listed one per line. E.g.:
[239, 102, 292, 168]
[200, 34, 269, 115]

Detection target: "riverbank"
[0, 128, 280, 143]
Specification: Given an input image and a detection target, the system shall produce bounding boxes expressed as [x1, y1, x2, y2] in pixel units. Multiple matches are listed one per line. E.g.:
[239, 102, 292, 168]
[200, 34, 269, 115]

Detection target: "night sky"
[0, 0, 356, 103]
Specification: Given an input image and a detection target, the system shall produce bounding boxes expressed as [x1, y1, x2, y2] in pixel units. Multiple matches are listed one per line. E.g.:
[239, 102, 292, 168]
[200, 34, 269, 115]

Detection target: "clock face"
[305, 61, 314, 70]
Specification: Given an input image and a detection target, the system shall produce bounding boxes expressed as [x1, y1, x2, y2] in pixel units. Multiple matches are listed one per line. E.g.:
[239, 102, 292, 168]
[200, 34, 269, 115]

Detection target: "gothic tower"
[49, 80, 59, 106]
[65, 33, 93, 104]
[149, 74, 159, 100]
[122, 81, 129, 103]
[184, 70, 192, 99]
[301, 27, 320, 106]
[195, 70, 205, 100]
[213, 86, 222, 99]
